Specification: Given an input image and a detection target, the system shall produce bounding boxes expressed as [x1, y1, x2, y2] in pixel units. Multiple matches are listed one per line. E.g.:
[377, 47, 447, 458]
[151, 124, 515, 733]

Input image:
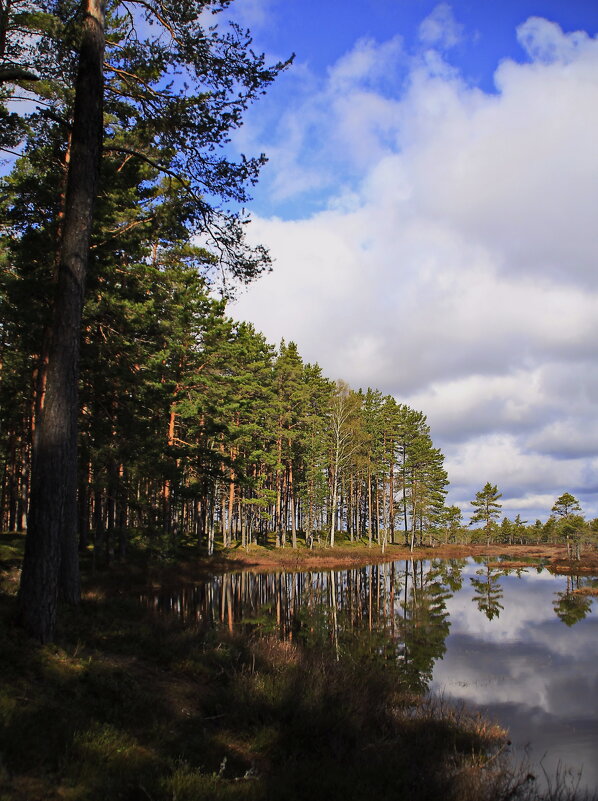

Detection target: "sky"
[225, 0, 598, 523]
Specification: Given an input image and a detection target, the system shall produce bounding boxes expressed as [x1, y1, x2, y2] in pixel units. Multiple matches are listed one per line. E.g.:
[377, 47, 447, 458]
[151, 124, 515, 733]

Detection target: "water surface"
[432, 560, 598, 791]
[142, 557, 598, 791]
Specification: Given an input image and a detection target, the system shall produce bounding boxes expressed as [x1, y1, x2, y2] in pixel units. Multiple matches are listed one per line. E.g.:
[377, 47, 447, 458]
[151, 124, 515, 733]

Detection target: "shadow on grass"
[1, 539, 596, 801]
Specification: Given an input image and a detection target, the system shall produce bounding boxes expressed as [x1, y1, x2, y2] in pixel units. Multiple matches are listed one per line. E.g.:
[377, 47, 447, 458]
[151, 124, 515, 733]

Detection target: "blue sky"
[232, 0, 598, 219]
[228, 0, 598, 522]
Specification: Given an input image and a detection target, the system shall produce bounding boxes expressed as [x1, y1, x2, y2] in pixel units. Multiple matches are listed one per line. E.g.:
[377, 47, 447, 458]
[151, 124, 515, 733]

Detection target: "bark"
[0, 0, 11, 63]
[329, 469, 338, 547]
[389, 460, 395, 544]
[17, 0, 105, 642]
[227, 460, 235, 546]
[288, 459, 297, 549]
[367, 468, 372, 547]
[275, 436, 282, 547]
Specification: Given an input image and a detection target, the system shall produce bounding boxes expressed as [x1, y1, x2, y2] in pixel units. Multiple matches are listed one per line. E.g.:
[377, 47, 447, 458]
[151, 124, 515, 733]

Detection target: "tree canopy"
[2, 0, 291, 641]
[551, 492, 582, 519]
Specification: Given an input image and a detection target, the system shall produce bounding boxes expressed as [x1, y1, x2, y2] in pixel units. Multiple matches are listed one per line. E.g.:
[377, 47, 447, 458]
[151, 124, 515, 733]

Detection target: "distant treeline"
[443, 514, 598, 553]
[0, 243, 449, 553]
[444, 486, 597, 557]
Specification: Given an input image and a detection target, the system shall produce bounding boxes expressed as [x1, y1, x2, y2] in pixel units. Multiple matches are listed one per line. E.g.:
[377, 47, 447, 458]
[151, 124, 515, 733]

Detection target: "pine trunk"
[288, 459, 297, 549]
[17, 0, 105, 642]
[367, 468, 372, 547]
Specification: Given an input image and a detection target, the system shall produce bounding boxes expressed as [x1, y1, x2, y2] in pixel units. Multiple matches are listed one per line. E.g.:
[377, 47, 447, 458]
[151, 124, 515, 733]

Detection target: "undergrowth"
[0, 533, 596, 801]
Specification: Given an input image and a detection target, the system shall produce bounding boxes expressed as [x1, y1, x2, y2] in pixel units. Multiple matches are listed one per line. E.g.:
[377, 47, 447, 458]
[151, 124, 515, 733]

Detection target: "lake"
[142, 557, 598, 792]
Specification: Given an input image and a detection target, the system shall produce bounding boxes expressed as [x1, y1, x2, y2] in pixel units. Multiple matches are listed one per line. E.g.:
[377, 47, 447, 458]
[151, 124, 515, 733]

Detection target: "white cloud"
[516, 17, 593, 64]
[418, 3, 464, 50]
[445, 434, 598, 508]
[227, 0, 275, 29]
[528, 419, 598, 459]
[232, 19, 598, 520]
[328, 35, 404, 90]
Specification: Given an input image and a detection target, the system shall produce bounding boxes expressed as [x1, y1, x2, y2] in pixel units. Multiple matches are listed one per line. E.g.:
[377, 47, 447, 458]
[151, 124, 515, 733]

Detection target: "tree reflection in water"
[470, 563, 506, 621]
[141, 559, 470, 692]
[140, 558, 596, 694]
[553, 575, 593, 626]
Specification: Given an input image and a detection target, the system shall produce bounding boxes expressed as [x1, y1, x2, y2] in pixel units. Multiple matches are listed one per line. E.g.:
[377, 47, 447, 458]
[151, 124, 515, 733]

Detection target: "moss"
[68, 724, 163, 801]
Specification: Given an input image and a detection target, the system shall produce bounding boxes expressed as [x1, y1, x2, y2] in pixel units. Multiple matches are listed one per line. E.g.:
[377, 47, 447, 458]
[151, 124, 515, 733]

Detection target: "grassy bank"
[1, 533, 596, 801]
[189, 541, 598, 574]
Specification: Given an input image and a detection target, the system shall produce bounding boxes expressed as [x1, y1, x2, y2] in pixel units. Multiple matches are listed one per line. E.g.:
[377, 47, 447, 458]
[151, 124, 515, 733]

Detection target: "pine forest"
[0, 1, 450, 567]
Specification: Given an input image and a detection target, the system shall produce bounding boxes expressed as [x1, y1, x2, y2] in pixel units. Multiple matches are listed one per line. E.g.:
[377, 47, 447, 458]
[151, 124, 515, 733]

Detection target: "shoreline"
[161, 541, 598, 572]
[81, 541, 598, 596]
[2, 532, 597, 596]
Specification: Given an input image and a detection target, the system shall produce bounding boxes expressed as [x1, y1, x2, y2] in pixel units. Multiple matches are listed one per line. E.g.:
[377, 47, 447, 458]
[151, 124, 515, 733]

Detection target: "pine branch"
[0, 65, 39, 83]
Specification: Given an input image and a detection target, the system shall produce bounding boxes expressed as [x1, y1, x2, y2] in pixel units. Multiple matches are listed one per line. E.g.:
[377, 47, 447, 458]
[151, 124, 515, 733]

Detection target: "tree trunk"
[389, 460, 395, 544]
[367, 468, 372, 547]
[17, 0, 105, 642]
[288, 459, 297, 549]
[329, 471, 338, 547]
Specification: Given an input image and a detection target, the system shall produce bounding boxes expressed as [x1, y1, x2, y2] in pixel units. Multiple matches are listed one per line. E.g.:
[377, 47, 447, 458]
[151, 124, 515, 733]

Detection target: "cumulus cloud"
[232, 17, 598, 519]
[517, 16, 593, 64]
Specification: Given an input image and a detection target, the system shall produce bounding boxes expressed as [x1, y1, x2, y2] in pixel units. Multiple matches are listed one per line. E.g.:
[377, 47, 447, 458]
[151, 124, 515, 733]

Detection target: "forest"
[0, 3, 450, 565]
[1, 1, 596, 635]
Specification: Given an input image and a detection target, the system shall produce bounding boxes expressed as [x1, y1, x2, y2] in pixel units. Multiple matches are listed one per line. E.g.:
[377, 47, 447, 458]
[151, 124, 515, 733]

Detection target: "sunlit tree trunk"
[288, 459, 297, 548]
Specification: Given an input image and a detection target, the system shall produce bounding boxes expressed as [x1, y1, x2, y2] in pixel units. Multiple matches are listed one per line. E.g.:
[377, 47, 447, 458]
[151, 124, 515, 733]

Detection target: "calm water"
[141, 557, 598, 791]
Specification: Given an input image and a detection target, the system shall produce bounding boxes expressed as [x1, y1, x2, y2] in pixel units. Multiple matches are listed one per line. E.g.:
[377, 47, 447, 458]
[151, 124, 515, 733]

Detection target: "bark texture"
[17, 0, 105, 642]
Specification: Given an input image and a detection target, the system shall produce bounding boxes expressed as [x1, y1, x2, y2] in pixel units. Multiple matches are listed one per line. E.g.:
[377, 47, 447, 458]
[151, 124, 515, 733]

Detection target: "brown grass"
[145, 543, 598, 581]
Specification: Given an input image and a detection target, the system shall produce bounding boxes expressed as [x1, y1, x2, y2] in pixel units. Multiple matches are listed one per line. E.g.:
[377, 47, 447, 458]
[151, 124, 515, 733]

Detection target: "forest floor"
[1, 532, 597, 801]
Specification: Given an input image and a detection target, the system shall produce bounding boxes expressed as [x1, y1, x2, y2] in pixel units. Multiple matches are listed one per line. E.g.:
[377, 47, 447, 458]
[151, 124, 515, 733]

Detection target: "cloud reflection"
[432, 567, 598, 791]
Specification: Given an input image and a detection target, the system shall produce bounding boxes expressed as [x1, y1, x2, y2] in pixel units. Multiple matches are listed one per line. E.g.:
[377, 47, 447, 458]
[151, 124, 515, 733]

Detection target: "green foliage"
[551, 492, 582, 519]
[470, 483, 503, 532]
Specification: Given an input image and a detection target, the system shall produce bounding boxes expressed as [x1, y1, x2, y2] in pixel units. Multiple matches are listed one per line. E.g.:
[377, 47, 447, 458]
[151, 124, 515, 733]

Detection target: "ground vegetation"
[1, 533, 596, 801]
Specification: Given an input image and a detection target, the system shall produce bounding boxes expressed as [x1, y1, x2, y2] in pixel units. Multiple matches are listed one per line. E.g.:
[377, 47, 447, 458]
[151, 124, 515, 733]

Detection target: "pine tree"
[327, 381, 361, 547]
[298, 363, 333, 547]
[551, 492, 582, 519]
[470, 482, 503, 546]
[11, 0, 289, 641]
